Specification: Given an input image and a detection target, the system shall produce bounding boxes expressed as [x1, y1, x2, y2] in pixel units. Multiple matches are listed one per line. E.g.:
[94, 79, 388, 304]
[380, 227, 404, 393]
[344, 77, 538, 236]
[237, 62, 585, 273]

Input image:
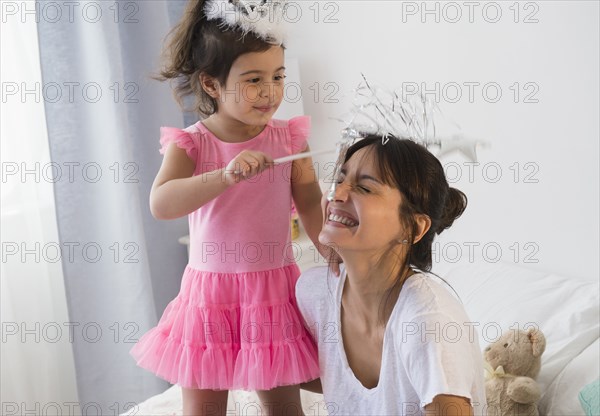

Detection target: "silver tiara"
[327, 75, 489, 201]
[204, 0, 288, 45]
[338, 74, 487, 155]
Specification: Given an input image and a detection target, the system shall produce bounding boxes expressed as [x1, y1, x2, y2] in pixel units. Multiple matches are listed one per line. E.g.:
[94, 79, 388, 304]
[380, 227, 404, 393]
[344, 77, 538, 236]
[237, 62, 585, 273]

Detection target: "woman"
[296, 135, 486, 416]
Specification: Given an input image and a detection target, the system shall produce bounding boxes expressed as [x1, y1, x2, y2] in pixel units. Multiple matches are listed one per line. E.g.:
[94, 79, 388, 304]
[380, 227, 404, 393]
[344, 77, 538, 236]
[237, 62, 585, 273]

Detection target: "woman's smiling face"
[319, 146, 405, 254]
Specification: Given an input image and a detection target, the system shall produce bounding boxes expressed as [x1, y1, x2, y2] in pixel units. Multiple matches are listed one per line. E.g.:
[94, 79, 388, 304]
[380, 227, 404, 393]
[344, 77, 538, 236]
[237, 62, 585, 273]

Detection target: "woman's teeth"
[328, 213, 358, 227]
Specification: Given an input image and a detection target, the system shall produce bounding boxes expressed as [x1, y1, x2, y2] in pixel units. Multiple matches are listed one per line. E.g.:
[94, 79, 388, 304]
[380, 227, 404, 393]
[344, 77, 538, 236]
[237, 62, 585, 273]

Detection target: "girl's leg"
[256, 384, 305, 416]
[181, 388, 229, 416]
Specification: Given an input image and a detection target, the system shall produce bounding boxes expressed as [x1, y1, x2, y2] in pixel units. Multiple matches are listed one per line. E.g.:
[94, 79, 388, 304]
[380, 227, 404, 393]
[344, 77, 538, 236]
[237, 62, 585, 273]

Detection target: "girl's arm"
[424, 395, 473, 416]
[291, 145, 323, 247]
[150, 143, 229, 220]
[291, 145, 341, 274]
[150, 143, 271, 220]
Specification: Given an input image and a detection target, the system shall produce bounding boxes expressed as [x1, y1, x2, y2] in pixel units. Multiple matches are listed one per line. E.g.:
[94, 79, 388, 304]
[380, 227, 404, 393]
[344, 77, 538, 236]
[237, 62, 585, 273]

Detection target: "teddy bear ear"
[527, 327, 546, 357]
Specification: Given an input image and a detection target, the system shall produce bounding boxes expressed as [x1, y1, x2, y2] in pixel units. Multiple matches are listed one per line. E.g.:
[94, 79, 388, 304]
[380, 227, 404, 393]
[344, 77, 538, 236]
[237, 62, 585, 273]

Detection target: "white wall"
[285, 1, 599, 281]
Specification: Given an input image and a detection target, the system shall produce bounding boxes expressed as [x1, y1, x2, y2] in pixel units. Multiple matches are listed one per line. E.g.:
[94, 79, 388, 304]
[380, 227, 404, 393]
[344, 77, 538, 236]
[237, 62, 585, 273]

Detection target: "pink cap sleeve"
[288, 116, 311, 154]
[158, 127, 198, 163]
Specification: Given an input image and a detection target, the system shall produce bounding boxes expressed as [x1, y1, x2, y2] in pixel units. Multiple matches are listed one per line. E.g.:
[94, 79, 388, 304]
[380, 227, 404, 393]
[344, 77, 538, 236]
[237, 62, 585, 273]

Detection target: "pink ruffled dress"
[129, 116, 320, 391]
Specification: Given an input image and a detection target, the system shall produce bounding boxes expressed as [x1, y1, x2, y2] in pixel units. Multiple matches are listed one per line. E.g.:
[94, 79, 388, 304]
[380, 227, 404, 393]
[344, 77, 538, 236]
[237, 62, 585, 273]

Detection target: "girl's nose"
[259, 82, 273, 98]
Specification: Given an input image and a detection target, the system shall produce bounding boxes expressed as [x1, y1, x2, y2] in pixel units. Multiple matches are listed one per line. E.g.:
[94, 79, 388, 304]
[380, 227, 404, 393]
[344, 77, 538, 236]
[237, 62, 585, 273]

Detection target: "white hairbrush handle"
[273, 148, 336, 165]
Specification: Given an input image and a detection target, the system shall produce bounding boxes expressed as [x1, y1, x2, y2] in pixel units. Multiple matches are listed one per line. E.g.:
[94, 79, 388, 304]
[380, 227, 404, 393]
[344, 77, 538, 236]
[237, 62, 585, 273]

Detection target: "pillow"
[579, 379, 600, 416]
[543, 339, 599, 415]
[433, 260, 600, 413]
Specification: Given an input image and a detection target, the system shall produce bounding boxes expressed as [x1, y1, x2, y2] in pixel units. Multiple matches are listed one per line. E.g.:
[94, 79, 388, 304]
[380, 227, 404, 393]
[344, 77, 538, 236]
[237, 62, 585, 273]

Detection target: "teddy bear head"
[484, 327, 546, 378]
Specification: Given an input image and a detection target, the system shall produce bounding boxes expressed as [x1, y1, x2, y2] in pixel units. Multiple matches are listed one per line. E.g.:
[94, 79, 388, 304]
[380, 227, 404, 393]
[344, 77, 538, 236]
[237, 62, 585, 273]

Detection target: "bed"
[123, 238, 599, 415]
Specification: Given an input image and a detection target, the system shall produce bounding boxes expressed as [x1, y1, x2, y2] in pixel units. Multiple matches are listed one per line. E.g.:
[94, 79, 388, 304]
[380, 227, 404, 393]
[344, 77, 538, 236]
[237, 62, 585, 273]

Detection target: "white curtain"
[2, 1, 189, 412]
[0, 14, 79, 411]
[31, 0, 189, 411]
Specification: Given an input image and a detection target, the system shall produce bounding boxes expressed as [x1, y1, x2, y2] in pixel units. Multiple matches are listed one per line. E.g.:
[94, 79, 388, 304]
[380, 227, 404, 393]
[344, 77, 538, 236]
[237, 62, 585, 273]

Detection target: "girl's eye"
[248, 78, 261, 83]
[274, 74, 286, 81]
[355, 185, 371, 194]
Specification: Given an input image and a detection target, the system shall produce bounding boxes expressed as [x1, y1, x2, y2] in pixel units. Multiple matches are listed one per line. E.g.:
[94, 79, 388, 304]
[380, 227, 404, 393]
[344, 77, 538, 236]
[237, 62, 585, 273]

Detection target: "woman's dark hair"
[154, 0, 283, 117]
[338, 135, 467, 324]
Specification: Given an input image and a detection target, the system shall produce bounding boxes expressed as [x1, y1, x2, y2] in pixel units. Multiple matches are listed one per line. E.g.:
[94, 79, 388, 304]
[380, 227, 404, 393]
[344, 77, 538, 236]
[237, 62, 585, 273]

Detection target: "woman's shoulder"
[391, 273, 477, 351]
[295, 266, 339, 326]
[403, 271, 460, 298]
[295, 265, 337, 304]
[397, 272, 467, 318]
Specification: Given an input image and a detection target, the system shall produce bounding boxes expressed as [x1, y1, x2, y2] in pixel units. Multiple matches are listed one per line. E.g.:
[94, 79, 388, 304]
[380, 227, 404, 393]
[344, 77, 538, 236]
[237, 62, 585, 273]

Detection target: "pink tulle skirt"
[129, 263, 319, 391]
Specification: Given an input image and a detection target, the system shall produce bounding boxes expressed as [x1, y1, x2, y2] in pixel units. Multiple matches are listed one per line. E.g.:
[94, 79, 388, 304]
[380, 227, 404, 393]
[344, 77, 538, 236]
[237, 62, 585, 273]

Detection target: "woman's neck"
[202, 114, 266, 143]
[340, 250, 411, 328]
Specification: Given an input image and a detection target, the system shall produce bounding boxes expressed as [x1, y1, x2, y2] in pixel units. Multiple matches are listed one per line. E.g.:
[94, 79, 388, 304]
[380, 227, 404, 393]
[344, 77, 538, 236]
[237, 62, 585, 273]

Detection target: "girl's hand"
[330, 252, 343, 277]
[223, 150, 274, 186]
[319, 244, 342, 277]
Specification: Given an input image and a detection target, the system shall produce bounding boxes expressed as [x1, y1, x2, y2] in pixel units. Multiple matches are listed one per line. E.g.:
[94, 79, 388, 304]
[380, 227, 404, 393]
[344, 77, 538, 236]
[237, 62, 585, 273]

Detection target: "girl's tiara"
[204, 0, 288, 45]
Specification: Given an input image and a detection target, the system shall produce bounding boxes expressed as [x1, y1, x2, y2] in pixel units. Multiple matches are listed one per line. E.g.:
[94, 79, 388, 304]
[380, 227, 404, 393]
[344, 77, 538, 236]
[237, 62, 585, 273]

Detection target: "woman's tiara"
[327, 75, 489, 201]
[335, 74, 488, 161]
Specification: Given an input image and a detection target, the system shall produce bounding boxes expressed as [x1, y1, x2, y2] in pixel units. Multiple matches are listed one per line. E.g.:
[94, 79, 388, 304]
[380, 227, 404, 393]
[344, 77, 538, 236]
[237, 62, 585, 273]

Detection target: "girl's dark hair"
[339, 135, 467, 324]
[154, 0, 283, 117]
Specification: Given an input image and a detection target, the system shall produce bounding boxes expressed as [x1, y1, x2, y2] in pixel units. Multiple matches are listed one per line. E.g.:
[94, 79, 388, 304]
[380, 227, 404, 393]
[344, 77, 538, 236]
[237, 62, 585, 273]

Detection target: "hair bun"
[436, 187, 467, 234]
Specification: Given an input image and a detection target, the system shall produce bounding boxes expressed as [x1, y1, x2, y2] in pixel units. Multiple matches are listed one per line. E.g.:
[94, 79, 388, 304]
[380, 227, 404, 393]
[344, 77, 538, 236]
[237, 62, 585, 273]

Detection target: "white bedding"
[437, 260, 600, 415]
[122, 386, 325, 415]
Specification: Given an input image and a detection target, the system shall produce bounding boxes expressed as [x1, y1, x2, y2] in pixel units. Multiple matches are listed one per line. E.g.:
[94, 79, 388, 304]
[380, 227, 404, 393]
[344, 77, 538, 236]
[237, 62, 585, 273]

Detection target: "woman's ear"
[412, 214, 431, 244]
[200, 73, 220, 99]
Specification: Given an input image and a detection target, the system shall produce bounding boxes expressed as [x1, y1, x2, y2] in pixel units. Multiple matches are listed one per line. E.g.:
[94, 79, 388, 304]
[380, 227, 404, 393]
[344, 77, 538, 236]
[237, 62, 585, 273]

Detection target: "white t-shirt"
[295, 265, 486, 416]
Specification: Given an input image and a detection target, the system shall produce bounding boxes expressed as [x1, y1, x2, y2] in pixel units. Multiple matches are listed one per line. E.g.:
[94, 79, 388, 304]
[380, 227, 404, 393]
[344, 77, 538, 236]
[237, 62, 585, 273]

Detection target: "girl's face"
[319, 146, 406, 255]
[215, 45, 285, 127]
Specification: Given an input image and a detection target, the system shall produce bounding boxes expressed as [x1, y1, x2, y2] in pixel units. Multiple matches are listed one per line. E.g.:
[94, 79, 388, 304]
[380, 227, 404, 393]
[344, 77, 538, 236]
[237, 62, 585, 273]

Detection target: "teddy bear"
[484, 327, 546, 416]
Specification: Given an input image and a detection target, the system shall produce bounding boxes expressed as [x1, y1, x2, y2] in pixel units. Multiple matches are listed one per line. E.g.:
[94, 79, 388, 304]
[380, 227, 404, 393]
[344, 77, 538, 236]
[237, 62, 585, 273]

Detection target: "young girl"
[129, 1, 322, 414]
[296, 136, 486, 415]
